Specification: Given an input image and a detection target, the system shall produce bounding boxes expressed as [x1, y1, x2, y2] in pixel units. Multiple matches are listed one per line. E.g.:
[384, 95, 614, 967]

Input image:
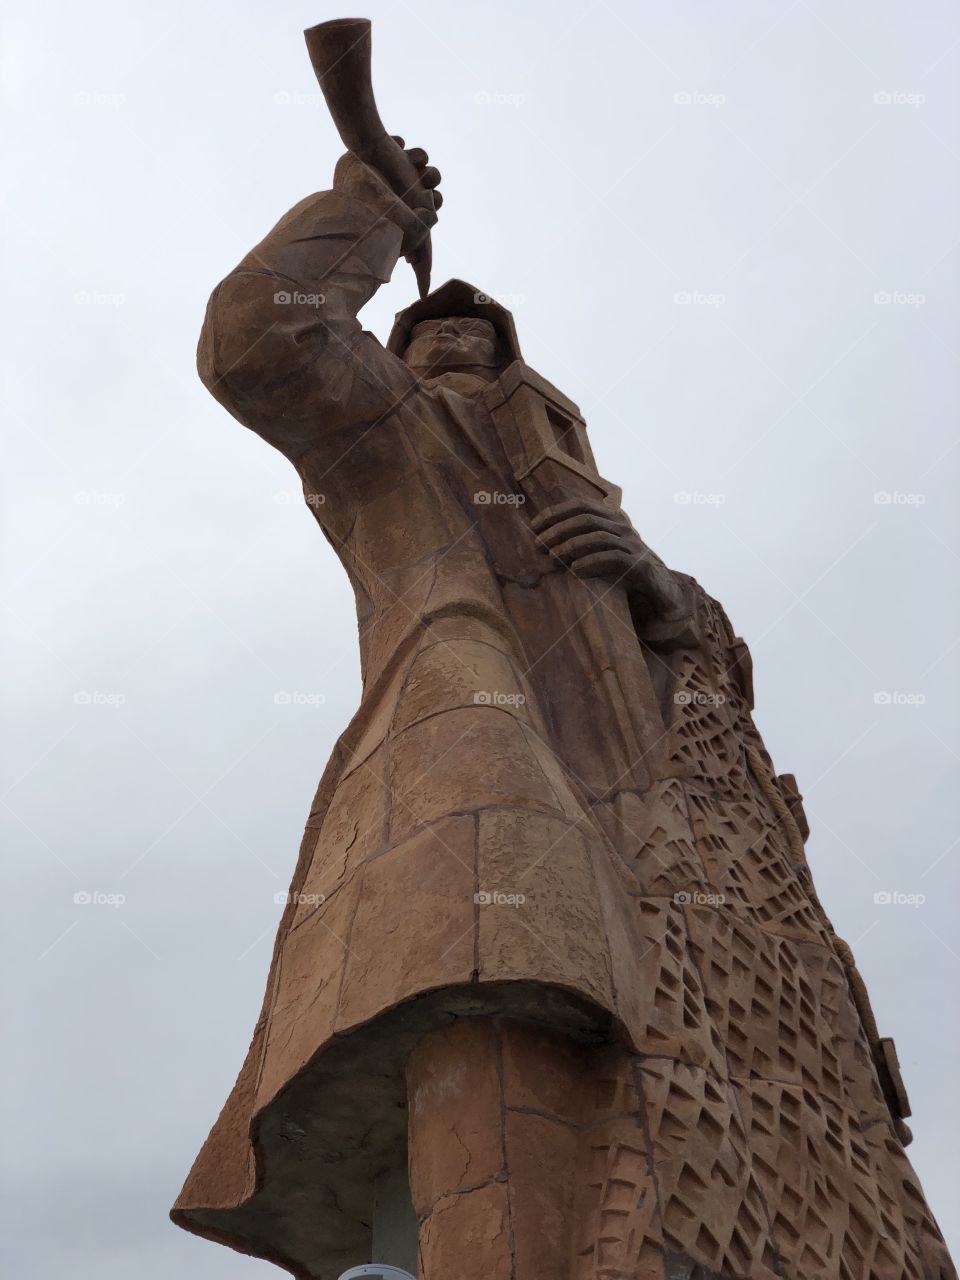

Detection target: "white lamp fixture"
[337, 1267, 416, 1280]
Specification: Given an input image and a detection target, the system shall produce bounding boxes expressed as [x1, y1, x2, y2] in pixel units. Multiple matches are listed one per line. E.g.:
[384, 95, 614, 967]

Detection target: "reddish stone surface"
[419, 1182, 512, 1280]
[171, 26, 956, 1280]
[407, 1019, 504, 1216]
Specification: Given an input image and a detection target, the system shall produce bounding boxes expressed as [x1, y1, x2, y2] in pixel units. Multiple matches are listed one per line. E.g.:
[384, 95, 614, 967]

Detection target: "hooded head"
[388, 280, 522, 394]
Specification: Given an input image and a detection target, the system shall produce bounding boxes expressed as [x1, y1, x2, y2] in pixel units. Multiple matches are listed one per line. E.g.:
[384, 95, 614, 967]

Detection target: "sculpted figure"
[173, 21, 955, 1280]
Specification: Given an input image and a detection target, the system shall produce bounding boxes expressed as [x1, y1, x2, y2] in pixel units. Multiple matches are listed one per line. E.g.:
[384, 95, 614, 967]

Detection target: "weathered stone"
[336, 816, 476, 1032]
[499, 1018, 591, 1121]
[406, 1020, 503, 1217]
[418, 1182, 512, 1280]
[172, 20, 955, 1280]
[256, 871, 363, 1110]
[504, 1110, 578, 1276]
[476, 808, 614, 1011]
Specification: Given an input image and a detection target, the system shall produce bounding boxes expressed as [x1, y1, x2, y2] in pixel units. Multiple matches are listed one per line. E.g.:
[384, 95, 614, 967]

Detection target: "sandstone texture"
[172, 145, 955, 1280]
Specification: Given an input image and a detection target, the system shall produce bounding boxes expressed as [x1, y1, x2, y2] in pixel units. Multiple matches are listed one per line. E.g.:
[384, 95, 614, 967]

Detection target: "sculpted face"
[402, 317, 501, 389]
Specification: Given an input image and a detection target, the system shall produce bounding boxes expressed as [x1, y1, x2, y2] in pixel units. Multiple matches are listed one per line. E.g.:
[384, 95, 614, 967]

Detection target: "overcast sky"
[4, 1, 959, 1275]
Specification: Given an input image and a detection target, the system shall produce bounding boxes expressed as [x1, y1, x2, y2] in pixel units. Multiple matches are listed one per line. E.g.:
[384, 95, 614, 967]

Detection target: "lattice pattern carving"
[734, 1080, 947, 1280]
[572, 1120, 663, 1280]
[638, 1059, 782, 1279]
[686, 789, 832, 944]
[685, 906, 844, 1096]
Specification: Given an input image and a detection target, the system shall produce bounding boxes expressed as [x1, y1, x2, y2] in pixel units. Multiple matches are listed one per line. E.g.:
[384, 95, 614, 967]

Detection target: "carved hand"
[333, 138, 441, 257]
[532, 499, 685, 621]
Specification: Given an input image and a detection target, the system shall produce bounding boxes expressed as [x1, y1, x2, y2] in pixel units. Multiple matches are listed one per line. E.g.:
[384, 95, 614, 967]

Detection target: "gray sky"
[4, 1, 958, 1274]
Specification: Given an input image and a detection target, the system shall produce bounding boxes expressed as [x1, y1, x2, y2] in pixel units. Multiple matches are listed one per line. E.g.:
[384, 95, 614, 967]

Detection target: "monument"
[172, 19, 956, 1280]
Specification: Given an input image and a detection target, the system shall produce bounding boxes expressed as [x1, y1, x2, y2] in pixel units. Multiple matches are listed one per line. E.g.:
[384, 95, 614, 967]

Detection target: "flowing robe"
[172, 185, 955, 1280]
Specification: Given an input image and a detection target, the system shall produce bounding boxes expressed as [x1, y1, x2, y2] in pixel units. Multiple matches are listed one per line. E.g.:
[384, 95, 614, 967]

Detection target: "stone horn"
[304, 17, 435, 297]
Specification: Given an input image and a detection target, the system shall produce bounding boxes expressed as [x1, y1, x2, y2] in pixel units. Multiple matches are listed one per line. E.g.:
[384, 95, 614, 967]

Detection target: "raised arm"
[197, 146, 441, 460]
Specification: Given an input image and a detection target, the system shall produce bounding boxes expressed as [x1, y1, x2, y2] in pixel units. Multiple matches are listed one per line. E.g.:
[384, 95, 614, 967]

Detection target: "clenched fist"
[334, 137, 441, 256]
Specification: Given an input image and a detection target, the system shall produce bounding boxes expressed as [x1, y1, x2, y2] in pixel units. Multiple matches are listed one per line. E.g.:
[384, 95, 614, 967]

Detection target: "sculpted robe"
[172, 182, 954, 1280]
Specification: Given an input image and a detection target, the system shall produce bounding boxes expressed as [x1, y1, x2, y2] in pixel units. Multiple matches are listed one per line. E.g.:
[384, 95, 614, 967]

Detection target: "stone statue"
[172, 20, 956, 1280]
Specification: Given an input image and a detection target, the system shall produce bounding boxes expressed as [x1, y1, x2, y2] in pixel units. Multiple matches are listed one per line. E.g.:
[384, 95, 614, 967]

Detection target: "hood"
[386, 278, 523, 363]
